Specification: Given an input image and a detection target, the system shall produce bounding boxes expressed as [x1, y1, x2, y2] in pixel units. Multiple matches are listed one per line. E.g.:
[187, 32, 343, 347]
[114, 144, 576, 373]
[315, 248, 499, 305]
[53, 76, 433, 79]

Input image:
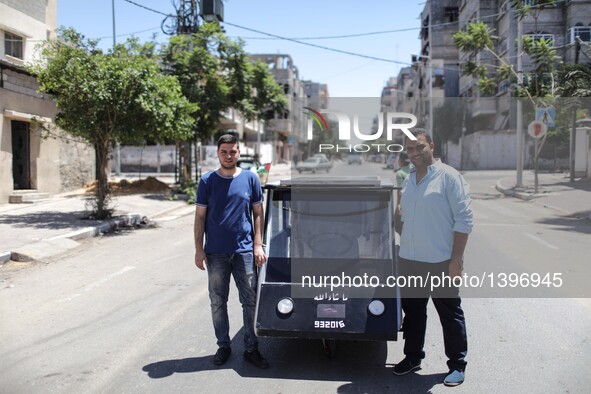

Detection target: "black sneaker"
[243, 350, 269, 369]
[393, 358, 421, 375]
[213, 347, 231, 365]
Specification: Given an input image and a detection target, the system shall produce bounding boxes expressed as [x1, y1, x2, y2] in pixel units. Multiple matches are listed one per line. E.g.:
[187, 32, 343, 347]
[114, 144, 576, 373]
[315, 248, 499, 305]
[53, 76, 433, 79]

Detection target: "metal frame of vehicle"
[255, 177, 401, 355]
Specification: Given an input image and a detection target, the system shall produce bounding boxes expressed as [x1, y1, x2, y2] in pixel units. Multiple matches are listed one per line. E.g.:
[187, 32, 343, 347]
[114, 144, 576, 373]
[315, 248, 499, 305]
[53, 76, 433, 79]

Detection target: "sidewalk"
[0, 163, 293, 265]
[495, 170, 591, 219]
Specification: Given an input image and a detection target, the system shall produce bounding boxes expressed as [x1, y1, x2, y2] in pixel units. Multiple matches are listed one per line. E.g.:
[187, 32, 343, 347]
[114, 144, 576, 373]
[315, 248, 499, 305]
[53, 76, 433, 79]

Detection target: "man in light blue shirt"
[393, 129, 473, 387]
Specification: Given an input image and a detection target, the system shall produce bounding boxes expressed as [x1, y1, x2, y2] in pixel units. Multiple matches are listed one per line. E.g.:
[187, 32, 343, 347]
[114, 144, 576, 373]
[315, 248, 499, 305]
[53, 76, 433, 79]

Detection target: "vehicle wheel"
[322, 339, 337, 359]
[298, 170, 302, 174]
[312, 170, 316, 174]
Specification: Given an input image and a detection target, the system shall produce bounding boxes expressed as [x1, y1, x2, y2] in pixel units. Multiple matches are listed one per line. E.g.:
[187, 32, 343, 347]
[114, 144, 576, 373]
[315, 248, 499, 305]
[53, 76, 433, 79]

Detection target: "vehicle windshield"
[266, 189, 392, 260]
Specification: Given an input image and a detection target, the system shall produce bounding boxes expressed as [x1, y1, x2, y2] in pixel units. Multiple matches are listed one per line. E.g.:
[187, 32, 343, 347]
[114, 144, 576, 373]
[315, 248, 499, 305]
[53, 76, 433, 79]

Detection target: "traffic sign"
[535, 107, 555, 127]
[528, 120, 547, 139]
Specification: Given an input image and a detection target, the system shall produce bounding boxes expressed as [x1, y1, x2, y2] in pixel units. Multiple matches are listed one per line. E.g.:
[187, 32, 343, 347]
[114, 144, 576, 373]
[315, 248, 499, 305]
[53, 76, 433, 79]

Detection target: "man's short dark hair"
[217, 134, 239, 149]
[405, 128, 432, 144]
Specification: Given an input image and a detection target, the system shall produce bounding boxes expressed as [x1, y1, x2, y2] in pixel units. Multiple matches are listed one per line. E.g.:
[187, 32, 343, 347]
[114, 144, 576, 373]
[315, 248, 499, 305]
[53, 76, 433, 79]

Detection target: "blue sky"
[58, 1, 425, 97]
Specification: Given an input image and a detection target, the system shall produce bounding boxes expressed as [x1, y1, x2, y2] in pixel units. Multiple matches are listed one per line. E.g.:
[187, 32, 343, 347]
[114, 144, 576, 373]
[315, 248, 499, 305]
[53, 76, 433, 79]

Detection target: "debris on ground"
[84, 176, 172, 195]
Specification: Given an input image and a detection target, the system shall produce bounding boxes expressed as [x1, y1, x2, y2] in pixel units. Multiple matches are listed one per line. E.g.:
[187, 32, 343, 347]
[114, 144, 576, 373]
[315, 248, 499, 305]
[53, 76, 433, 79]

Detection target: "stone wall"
[58, 133, 95, 191]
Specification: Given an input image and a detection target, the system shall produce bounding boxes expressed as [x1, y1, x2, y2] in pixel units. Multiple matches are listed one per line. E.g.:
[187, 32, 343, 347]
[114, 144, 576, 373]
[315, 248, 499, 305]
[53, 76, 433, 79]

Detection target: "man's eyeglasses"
[406, 144, 427, 153]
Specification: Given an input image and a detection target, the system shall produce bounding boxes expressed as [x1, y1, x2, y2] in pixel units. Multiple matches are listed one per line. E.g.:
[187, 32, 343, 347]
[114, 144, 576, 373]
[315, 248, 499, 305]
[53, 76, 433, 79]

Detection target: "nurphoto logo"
[303, 108, 418, 153]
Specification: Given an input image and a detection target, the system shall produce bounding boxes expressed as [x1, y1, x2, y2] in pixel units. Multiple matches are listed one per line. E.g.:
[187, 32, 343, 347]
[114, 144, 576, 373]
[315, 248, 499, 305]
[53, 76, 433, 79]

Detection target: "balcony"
[267, 119, 292, 136]
[471, 97, 496, 118]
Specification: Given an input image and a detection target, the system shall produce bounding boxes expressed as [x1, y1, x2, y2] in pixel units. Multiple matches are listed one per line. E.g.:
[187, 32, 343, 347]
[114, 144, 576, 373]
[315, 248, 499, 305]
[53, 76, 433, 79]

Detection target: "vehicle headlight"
[368, 300, 385, 316]
[277, 297, 294, 315]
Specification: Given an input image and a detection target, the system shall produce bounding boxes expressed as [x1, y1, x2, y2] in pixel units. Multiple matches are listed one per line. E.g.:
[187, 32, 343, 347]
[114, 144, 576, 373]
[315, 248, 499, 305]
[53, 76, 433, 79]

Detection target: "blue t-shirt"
[195, 169, 263, 253]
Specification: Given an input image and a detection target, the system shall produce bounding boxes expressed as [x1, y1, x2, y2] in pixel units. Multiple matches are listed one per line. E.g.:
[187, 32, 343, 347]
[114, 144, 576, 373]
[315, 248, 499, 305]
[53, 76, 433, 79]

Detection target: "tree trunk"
[179, 140, 192, 186]
[94, 141, 112, 219]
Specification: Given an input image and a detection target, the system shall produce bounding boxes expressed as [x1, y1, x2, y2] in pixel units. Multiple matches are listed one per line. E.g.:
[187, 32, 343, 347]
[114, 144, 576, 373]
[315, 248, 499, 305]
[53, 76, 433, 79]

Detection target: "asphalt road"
[1, 162, 590, 393]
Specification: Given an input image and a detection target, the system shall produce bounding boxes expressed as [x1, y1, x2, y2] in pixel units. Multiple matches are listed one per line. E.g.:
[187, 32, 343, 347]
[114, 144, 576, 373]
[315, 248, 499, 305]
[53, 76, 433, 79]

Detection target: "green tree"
[453, 1, 562, 183]
[29, 28, 196, 219]
[160, 23, 286, 184]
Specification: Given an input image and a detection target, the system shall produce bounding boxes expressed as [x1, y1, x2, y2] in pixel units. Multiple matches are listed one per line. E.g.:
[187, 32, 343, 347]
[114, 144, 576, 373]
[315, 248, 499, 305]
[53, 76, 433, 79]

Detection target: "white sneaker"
[443, 370, 465, 386]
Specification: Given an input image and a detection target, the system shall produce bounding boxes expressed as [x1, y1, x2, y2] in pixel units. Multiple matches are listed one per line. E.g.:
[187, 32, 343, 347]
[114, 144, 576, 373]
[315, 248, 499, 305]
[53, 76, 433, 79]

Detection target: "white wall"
[444, 131, 533, 170]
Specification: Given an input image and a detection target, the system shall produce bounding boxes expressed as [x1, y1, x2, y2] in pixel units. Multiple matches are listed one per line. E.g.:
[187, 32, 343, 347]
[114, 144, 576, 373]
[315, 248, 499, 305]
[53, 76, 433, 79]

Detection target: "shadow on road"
[535, 214, 591, 234]
[142, 329, 447, 392]
[0, 211, 94, 229]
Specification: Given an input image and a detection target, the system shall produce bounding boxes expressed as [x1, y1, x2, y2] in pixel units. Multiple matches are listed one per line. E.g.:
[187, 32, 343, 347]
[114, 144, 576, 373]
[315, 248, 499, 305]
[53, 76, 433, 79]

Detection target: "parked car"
[312, 153, 330, 161]
[347, 153, 363, 165]
[237, 155, 262, 173]
[296, 156, 332, 173]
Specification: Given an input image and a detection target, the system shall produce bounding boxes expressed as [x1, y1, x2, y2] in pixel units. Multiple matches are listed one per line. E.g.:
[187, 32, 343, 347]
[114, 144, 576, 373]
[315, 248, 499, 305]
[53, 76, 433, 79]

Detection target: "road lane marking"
[472, 199, 528, 219]
[524, 233, 559, 250]
[61, 266, 136, 302]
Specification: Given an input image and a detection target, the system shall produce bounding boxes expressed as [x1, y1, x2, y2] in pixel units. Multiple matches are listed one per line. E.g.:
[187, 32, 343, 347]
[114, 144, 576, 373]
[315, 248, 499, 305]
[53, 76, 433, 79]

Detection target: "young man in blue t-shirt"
[194, 134, 268, 368]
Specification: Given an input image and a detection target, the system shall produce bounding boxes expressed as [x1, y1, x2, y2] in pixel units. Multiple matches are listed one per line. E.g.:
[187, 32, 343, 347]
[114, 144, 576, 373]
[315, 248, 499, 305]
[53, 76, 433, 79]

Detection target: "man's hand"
[449, 258, 463, 278]
[195, 249, 207, 270]
[254, 244, 267, 268]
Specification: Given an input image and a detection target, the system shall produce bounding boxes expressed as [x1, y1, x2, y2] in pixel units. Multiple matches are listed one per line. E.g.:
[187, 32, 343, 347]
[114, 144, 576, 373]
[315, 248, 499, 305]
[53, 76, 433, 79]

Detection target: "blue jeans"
[206, 252, 258, 352]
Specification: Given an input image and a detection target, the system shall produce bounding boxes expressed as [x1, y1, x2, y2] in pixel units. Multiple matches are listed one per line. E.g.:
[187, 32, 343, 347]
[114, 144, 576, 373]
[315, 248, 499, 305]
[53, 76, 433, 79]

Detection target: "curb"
[6, 213, 146, 263]
[495, 178, 583, 217]
[495, 179, 515, 197]
[495, 179, 535, 201]
[2, 203, 198, 264]
[0, 251, 11, 265]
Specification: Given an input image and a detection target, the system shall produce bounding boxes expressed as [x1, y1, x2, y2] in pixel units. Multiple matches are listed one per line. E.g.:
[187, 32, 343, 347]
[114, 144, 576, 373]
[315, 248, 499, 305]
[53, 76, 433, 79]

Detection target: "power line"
[121, 0, 172, 17]
[222, 21, 412, 66]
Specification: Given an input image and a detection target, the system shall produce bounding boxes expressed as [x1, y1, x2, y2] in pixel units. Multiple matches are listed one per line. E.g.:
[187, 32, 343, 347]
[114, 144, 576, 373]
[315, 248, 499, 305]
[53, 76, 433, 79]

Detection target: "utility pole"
[112, 0, 121, 176]
[570, 38, 581, 182]
[515, 13, 524, 189]
[428, 10, 433, 139]
[162, 0, 201, 184]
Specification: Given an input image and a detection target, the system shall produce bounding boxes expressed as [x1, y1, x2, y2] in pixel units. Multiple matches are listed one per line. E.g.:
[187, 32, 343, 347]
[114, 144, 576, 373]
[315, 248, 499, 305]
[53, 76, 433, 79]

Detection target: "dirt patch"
[84, 176, 172, 195]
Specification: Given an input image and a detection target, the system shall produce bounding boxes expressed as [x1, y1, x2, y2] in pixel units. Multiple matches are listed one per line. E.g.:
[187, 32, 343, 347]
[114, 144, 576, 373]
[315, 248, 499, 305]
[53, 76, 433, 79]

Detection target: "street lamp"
[412, 54, 433, 138]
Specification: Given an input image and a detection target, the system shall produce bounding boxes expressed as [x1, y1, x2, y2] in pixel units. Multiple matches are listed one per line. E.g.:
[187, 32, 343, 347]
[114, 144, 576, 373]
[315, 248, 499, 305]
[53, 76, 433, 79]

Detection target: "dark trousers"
[399, 258, 468, 372]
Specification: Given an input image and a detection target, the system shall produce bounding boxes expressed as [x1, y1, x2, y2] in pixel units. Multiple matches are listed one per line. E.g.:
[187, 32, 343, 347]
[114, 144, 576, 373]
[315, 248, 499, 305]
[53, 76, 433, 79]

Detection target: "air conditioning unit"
[200, 0, 224, 23]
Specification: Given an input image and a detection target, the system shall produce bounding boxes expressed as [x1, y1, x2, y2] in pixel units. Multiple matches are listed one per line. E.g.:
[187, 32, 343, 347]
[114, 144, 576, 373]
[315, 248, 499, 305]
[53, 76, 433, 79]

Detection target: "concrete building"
[398, 0, 591, 171]
[250, 54, 309, 163]
[454, 0, 591, 171]
[0, 0, 95, 203]
[417, 0, 461, 132]
[302, 80, 328, 111]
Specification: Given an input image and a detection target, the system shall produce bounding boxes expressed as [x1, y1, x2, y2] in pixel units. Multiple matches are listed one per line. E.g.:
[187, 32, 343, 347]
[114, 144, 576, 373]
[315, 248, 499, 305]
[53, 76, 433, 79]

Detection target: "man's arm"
[446, 173, 473, 278]
[449, 231, 468, 278]
[252, 202, 267, 267]
[194, 205, 207, 270]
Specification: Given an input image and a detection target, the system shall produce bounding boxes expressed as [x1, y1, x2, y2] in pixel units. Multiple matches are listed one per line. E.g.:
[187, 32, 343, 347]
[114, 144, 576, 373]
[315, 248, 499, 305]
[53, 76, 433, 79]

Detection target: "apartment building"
[456, 0, 591, 169]
[394, 0, 591, 170]
[417, 0, 461, 131]
[0, 0, 95, 203]
[250, 54, 310, 163]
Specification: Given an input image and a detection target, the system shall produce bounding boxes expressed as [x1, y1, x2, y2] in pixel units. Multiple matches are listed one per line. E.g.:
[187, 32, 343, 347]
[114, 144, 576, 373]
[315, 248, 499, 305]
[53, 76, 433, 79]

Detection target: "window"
[498, 79, 510, 94]
[524, 33, 555, 46]
[570, 26, 591, 43]
[444, 7, 459, 23]
[4, 31, 24, 59]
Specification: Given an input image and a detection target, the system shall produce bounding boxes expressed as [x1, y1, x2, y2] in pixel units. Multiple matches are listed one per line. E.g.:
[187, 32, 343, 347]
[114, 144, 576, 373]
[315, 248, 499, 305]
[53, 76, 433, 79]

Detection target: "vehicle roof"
[264, 176, 395, 190]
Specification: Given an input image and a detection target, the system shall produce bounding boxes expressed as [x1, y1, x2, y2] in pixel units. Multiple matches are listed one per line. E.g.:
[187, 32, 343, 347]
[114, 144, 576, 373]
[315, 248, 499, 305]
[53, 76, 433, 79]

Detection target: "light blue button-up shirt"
[399, 159, 473, 263]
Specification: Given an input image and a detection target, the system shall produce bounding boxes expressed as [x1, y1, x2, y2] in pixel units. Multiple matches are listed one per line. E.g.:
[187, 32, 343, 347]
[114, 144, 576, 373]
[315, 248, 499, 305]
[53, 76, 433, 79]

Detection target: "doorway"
[11, 120, 31, 190]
